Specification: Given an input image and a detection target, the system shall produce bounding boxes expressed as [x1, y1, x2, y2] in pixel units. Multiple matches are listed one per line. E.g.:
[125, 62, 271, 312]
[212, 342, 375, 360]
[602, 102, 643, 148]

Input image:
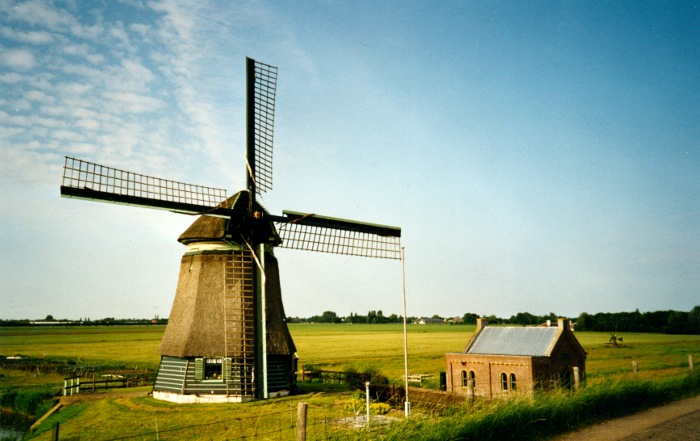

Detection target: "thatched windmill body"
[60, 58, 401, 403]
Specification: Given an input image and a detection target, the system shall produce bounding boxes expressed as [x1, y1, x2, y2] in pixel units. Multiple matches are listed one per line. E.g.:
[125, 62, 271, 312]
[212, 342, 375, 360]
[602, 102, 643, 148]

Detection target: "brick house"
[445, 318, 586, 398]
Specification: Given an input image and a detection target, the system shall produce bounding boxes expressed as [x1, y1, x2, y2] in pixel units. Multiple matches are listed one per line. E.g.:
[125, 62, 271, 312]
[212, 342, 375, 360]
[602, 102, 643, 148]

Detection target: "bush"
[0, 388, 56, 416]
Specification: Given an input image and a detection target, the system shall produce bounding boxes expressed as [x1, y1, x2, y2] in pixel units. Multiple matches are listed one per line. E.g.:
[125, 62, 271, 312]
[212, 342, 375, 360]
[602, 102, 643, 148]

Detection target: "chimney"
[558, 318, 570, 331]
[476, 317, 488, 331]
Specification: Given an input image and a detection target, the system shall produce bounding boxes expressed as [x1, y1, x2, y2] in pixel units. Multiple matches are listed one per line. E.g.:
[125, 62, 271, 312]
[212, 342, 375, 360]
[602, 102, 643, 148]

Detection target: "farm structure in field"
[60, 58, 401, 404]
[445, 318, 586, 399]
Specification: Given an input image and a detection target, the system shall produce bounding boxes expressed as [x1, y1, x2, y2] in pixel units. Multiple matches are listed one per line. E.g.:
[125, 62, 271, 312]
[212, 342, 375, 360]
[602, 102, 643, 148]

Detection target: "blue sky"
[1, 0, 698, 321]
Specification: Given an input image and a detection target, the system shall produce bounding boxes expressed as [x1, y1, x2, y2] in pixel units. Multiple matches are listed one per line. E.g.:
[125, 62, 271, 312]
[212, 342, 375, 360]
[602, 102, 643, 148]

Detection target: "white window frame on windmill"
[194, 357, 233, 382]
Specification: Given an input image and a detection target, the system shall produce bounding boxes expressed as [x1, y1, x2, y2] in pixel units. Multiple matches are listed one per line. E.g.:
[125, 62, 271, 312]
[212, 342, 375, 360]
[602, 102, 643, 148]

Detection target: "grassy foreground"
[1, 324, 699, 439]
[382, 371, 700, 440]
[19, 370, 700, 440]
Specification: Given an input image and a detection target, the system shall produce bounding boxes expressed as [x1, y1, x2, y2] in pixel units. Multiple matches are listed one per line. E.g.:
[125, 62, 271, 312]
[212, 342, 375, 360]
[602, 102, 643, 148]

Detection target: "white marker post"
[401, 247, 410, 417]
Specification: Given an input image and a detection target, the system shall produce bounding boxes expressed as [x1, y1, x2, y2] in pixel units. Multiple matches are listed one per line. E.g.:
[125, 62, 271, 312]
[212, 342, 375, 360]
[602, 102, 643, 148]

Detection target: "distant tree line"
[287, 306, 700, 335]
[0, 316, 168, 327]
[289, 310, 410, 324]
[574, 307, 700, 334]
[3, 307, 699, 335]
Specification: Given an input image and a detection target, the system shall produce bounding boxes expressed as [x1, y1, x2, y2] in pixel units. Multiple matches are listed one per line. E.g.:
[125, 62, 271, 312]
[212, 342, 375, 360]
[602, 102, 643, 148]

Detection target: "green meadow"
[1, 324, 699, 440]
[2, 324, 699, 383]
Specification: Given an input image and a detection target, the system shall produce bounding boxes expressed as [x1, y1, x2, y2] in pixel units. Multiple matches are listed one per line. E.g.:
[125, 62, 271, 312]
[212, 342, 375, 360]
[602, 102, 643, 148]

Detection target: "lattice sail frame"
[61, 157, 228, 211]
[276, 222, 401, 259]
[251, 60, 277, 194]
[273, 211, 402, 260]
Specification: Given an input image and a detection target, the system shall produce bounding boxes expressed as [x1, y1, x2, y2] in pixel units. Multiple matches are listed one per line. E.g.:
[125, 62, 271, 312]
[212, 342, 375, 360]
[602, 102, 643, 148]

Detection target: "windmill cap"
[178, 191, 280, 246]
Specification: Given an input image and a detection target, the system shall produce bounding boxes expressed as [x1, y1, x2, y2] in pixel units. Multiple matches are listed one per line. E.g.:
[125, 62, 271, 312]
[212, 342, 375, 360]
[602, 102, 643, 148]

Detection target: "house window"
[501, 372, 508, 391]
[461, 370, 467, 386]
[510, 373, 517, 391]
[469, 370, 476, 388]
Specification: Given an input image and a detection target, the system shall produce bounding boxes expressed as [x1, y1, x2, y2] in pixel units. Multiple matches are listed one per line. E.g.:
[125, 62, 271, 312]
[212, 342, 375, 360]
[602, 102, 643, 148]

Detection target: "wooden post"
[52, 422, 59, 441]
[632, 361, 638, 378]
[573, 367, 580, 391]
[467, 379, 475, 403]
[296, 402, 307, 441]
[690, 354, 695, 371]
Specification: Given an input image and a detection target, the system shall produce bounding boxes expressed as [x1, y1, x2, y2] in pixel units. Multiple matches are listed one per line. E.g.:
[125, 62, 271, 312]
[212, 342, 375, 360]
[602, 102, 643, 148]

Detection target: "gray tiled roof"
[466, 327, 559, 356]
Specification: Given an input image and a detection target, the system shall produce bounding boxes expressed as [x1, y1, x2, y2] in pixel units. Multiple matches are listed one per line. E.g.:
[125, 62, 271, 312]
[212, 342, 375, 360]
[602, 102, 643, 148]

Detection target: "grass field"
[1, 324, 699, 440]
[2, 324, 699, 384]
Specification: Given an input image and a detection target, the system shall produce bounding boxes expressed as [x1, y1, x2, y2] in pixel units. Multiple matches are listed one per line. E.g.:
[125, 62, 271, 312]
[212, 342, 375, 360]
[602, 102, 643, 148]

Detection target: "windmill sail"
[247, 58, 277, 196]
[60, 157, 231, 217]
[273, 210, 401, 260]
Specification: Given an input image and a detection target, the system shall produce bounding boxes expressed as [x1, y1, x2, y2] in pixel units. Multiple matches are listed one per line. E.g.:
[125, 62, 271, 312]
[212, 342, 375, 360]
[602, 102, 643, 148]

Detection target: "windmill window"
[501, 372, 508, 391]
[461, 370, 467, 386]
[469, 370, 476, 387]
[510, 373, 517, 391]
[194, 358, 229, 381]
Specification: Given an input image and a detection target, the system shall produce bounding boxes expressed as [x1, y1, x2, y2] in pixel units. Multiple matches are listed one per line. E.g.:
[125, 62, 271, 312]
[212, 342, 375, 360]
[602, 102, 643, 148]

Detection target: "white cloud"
[75, 118, 101, 130]
[2, 48, 37, 69]
[0, 72, 22, 83]
[62, 43, 92, 57]
[4, 0, 77, 31]
[56, 81, 94, 96]
[70, 22, 104, 39]
[52, 128, 85, 142]
[129, 23, 151, 37]
[102, 91, 164, 113]
[121, 59, 155, 84]
[0, 26, 54, 44]
[26, 90, 56, 104]
[85, 53, 105, 65]
[0, 126, 25, 139]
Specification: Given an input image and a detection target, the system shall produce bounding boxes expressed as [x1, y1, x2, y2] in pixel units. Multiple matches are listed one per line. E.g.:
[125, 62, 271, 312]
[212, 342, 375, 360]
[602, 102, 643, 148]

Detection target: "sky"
[1, 0, 698, 321]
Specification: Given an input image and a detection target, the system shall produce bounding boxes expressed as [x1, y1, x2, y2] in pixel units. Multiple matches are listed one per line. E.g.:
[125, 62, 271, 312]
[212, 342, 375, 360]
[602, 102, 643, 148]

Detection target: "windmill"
[60, 58, 401, 403]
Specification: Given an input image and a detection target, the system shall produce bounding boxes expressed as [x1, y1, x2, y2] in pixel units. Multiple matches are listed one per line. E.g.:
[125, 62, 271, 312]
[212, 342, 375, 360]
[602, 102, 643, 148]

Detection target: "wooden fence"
[63, 373, 155, 395]
[296, 370, 370, 387]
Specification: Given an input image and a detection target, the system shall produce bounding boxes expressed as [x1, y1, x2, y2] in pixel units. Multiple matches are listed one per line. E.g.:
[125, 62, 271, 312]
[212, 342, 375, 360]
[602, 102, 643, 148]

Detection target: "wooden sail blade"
[60, 156, 232, 217]
[272, 210, 401, 259]
[246, 58, 277, 196]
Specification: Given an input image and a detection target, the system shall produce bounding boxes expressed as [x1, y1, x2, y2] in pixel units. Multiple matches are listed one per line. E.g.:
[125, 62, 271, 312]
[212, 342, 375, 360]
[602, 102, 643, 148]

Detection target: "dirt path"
[552, 395, 700, 440]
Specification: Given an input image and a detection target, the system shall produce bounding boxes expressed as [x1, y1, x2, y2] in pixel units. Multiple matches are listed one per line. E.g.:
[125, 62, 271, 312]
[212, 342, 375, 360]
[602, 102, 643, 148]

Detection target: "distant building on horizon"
[415, 317, 444, 325]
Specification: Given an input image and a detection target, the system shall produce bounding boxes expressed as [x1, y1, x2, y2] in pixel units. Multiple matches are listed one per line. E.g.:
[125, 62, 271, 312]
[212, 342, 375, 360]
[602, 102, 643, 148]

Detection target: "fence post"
[632, 361, 638, 378]
[690, 355, 695, 371]
[573, 367, 580, 391]
[53, 422, 59, 441]
[296, 402, 307, 441]
[467, 379, 475, 403]
[365, 381, 371, 426]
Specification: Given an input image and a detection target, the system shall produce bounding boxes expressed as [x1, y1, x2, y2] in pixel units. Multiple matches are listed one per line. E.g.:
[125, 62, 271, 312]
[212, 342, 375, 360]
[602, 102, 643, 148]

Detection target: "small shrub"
[370, 402, 391, 415]
[343, 391, 391, 415]
[343, 391, 366, 414]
